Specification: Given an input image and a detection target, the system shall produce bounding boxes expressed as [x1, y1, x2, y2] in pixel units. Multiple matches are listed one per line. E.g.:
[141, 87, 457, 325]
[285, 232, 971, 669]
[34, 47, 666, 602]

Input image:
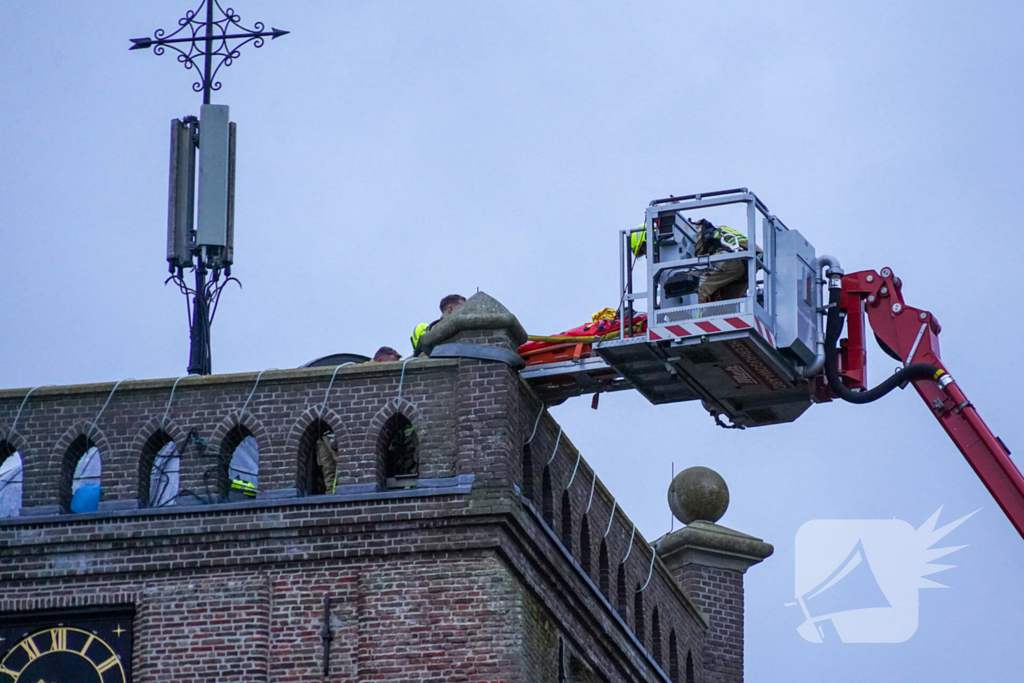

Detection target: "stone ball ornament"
[668, 466, 730, 524]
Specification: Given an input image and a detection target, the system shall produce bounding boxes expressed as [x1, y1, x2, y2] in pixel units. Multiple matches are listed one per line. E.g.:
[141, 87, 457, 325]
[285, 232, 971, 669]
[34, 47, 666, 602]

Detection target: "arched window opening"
[616, 564, 627, 618]
[685, 649, 694, 683]
[140, 431, 179, 507]
[522, 443, 533, 499]
[152, 440, 180, 507]
[378, 413, 418, 488]
[599, 540, 610, 598]
[222, 425, 258, 501]
[0, 444, 23, 519]
[669, 631, 679, 682]
[580, 514, 592, 576]
[560, 490, 573, 554]
[69, 440, 101, 514]
[651, 607, 662, 665]
[634, 584, 645, 642]
[299, 418, 336, 495]
[541, 466, 553, 526]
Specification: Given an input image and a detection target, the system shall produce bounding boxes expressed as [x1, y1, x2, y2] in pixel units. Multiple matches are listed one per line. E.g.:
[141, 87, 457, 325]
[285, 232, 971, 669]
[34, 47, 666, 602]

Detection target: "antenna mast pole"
[130, 1, 288, 375]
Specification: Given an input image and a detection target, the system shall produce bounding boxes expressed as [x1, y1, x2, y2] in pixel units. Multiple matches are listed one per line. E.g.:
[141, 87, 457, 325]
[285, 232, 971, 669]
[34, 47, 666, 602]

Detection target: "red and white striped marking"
[752, 317, 776, 347]
[648, 315, 775, 347]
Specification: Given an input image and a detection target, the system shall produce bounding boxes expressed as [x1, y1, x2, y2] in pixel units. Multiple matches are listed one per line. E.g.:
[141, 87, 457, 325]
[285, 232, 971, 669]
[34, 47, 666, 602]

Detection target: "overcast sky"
[2, 1, 1022, 679]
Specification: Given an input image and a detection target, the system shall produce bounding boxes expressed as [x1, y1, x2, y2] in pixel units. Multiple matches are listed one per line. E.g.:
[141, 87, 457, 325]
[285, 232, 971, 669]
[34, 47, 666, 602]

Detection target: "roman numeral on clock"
[96, 654, 120, 673]
[50, 628, 68, 651]
[19, 637, 41, 661]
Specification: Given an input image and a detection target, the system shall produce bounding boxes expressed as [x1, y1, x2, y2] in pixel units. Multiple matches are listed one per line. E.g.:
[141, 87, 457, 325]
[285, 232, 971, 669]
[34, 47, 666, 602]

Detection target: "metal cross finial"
[130, 0, 289, 104]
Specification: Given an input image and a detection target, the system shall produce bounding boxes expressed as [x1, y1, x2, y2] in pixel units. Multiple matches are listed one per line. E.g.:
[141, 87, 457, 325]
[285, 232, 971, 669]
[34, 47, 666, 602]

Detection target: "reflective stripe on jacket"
[630, 225, 646, 257]
[716, 226, 748, 252]
[410, 322, 429, 353]
[231, 478, 257, 497]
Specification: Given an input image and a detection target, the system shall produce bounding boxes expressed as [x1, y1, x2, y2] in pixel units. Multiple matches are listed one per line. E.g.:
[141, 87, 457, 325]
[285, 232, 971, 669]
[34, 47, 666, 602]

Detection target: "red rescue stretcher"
[519, 313, 647, 366]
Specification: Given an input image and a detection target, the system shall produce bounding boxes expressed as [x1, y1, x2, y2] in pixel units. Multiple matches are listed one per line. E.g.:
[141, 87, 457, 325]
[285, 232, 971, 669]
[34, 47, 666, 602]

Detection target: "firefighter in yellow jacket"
[410, 294, 467, 354]
[693, 219, 751, 303]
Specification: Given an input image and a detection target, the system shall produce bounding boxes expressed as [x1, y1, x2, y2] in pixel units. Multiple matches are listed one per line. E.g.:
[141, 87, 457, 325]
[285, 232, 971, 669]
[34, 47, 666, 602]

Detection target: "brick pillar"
[658, 521, 773, 683]
[414, 292, 528, 494]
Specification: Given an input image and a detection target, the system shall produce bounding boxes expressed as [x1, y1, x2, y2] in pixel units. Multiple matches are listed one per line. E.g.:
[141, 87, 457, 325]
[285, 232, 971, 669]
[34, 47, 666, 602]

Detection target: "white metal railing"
[619, 189, 789, 341]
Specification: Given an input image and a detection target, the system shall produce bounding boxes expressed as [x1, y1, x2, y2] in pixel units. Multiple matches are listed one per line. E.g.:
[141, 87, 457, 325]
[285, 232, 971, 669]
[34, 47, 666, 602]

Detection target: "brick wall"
[0, 340, 725, 682]
[511, 379, 707, 681]
[672, 565, 744, 683]
[138, 576, 271, 681]
[0, 361, 462, 513]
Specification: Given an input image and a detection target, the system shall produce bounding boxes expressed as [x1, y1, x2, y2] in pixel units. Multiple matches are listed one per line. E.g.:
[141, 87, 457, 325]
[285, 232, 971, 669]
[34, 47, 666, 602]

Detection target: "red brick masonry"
[0, 330, 752, 681]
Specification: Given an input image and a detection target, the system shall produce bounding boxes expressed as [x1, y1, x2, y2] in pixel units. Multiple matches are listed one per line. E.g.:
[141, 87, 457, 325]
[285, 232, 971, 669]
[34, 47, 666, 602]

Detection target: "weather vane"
[131, 1, 288, 376]
[130, 0, 288, 105]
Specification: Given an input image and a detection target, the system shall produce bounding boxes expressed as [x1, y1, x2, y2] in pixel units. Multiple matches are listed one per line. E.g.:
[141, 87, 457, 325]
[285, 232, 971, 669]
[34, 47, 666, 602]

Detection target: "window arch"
[0, 443, 23, 519]
[298, 418, 336, 495]
[522, 443, 533, 499]
[686, 649, 694, 683]
[599, 539, 610, 598]
[222, 425, 258, 501]
[616, 564, 627, 618]
[560, 490, 573, 554]
[580, 514, 592, 576]
[61, 435, 101, 513]
[651, 606, 662, 665]
[377, 413, 418, 488]
[634, 584, 645, 642]
[541, 466, 553, 526]
[669, 630, 679, 682]
[139, 430, 179, 507]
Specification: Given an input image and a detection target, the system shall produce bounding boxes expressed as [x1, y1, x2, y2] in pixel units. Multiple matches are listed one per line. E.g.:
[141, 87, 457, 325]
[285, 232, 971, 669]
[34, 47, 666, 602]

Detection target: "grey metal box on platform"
[774, 228, 818, 365]
[196, 104, 236, 268]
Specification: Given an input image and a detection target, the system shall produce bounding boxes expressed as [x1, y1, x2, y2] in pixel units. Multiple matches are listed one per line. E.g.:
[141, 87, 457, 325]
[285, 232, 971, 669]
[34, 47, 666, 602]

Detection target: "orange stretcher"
[519, 312, 647, 366]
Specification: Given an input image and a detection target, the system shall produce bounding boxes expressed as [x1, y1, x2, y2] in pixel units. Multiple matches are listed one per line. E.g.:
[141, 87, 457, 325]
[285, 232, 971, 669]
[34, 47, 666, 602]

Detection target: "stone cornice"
[0, 359, 460, 401]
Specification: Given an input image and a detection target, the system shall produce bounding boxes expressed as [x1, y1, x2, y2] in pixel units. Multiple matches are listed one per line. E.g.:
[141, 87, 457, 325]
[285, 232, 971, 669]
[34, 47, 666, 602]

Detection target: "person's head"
[692, 218, 720, 256]
[630, 225, 647, 258]
[372, 346, 401, 363]
[439, 294, 466, 318]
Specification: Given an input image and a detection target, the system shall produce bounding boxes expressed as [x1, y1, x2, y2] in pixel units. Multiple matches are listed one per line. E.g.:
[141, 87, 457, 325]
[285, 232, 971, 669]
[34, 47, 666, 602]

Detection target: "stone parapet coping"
[417, 291, 528, 355]
[656, 520, 774, 573]
[0, 359, 460, 401]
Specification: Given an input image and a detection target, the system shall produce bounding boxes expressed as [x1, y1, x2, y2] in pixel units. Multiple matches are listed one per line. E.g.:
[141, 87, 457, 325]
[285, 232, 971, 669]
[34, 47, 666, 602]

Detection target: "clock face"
[0, 611, 132, 683]
[0, 627, 125, 682]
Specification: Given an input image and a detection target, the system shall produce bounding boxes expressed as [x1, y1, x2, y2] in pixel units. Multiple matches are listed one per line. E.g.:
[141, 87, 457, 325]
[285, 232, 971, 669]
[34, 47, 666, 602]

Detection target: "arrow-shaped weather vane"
[130, 0, 288, 104]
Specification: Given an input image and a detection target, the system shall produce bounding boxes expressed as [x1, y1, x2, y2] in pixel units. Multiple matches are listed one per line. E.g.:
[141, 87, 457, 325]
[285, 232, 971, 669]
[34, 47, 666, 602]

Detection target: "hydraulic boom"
[826, 266, 1024, 540]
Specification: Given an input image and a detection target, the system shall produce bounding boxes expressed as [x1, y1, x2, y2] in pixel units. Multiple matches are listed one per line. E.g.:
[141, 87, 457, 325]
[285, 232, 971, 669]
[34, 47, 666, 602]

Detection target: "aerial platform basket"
[521, 189, 828, 427]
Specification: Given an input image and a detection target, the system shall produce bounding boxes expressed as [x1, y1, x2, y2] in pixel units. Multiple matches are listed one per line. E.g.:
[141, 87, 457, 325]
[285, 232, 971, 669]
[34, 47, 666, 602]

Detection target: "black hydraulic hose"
[823, 285, 942, 404]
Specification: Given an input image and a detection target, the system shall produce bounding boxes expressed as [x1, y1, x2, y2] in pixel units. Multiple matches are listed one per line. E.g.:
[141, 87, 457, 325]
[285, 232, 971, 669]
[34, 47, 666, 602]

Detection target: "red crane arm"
[837, 268, 1024, 540]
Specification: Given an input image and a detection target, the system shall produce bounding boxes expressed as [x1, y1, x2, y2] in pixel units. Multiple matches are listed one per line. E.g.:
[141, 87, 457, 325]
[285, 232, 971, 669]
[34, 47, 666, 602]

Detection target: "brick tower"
[0, 293, 771, 682]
